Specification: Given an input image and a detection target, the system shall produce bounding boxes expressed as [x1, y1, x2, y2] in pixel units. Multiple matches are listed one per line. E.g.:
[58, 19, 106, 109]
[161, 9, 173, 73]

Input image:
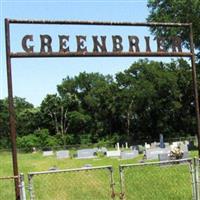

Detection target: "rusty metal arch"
[4, 19, 200, 200]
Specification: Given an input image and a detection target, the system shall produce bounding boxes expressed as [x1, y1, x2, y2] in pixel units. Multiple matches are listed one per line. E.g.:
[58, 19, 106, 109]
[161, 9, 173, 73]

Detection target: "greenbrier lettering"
[22, 35, 182, 53]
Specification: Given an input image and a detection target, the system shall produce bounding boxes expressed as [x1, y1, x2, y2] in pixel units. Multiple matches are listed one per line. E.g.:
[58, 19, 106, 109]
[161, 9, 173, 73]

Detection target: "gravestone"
[106, 150, 121, 157]
[43, 151, 54, 156]
[121, 150, 139, 159]
[77, 149, 96, 159]
[117, 143, 120, 151]
[180, 144, 188, 152]
[146, 148, 170, 160]
[184, 140, 189, 145]
[160, 134, 165, 148]
[56, 150, 69, 159]
[151, 142, 157, 149]
[130, 145, 137, 151]
[182, 151, 189, 159]
[125, 142, 128, 149]
[164, 143, 170, 147]
[158, 153, 169, 161]
[145, 143, 151, 150]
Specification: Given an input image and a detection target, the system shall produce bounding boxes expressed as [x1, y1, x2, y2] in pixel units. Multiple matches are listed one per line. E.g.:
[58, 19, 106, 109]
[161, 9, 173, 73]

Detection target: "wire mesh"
[0, 176, 19, 200]
[28, 166, 115, 200]
[120, 159, 194, 200]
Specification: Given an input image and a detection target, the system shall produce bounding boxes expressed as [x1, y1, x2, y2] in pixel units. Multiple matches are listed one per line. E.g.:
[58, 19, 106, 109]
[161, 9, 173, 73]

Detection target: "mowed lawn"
[0, 151, 197, 200]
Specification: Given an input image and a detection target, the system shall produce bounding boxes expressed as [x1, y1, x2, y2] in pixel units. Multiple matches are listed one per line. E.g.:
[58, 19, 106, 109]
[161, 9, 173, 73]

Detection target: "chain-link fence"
[2, 159, 200, 200]
[28, 165, 115, 200]
[0, 174, 26, 200]
[119, 158, 194, 200]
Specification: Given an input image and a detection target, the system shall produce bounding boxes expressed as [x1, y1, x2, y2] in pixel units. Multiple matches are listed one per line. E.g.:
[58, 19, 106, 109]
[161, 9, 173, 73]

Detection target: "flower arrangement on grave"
[169, 146, 183, 160]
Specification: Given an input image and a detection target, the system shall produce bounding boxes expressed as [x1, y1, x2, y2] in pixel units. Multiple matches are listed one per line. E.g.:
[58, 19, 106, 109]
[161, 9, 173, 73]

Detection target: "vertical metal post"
[189, 23, 200, 157]
[5, 18, 20, 200]
[191, 159, 197, 200]
[119, 166, 125, 200]
[19, 174, 26, 200]
[194, 158, 200, 200]
[108, 167, 115, 200]
[28, 174, 34, 200]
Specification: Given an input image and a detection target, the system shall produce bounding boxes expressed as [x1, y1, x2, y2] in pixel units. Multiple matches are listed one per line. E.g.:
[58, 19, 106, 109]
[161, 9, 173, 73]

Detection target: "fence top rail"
[120, 158, 193, 169]
[7, 18, 191, 27]
[28, 165, 113, 176]
[0, 175, 19, 180]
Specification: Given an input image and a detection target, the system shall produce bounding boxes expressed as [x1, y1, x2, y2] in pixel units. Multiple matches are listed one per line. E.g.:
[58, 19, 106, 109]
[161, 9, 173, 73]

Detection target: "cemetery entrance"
[4, 19, 200, 199]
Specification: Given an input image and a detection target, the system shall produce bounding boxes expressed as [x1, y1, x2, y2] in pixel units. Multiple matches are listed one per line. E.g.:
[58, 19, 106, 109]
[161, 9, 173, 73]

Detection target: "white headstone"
[106, 150, 121, 157]
[117, 143, 120, 151]
[164, 143, 170, 147]
[121, 150, 139, 159]
[182, 151, 189, 159]
[184, 140, 189, 145]
[43, 151, 54, 156]
[145, 143, 151, 150]
[125, 142, 128, 149]
[151, 142, 157, 149]
[180, 144, 188, 152]
[56, 150, 69, 159]
[146, 148, 170, 160]
[77, 149, 96, 159]
[158, 153, 169, 161]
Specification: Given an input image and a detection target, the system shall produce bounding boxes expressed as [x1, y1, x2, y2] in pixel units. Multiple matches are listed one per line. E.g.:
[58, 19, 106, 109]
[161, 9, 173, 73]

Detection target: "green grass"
[0, 151, 197, 199]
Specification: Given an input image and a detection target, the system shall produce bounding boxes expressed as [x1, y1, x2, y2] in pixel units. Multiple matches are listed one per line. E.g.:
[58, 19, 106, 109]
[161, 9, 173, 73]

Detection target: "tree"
[40, 93, 80, 145]
[0, 97, 36, 147]
[115, 59, 196, 142]
[147, 0, 200, 59]
[58, 72, 116, 142]
[0, 99, 9, 147]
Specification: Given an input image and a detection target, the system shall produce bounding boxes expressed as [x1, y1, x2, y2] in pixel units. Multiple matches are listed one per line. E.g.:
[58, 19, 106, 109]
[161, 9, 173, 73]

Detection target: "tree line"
[0, 59, 199, 150]
[1, 0, 200, 150]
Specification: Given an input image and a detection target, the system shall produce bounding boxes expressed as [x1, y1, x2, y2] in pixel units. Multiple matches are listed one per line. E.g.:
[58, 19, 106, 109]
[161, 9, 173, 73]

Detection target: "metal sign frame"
[4, 18, 200, 200]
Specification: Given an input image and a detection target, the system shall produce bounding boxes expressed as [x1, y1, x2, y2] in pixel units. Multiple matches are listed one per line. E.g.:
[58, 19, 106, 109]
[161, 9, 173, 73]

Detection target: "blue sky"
[0, 0, 176, 106]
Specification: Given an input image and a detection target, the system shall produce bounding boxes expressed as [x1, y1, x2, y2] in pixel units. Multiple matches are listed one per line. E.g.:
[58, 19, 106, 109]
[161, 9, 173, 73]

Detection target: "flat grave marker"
[146, 148, 170, 160]
[77, 149, 96, 159]
[158, 153, 169, 161]
[106, 150, 121, 157]
[56, 150, 69, 159]
[121, 150, 139, 159]
[43, 151, 54, 157]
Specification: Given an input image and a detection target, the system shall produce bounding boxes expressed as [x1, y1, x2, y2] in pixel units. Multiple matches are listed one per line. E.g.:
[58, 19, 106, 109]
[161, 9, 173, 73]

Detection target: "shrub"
[17, 134, 39, 152]
[17, 129, 60, 151]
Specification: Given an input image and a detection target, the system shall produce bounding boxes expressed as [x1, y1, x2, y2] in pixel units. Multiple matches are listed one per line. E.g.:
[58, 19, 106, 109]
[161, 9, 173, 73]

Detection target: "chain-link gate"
[0, 174, 26, 200]
[119, 159, 194, 200]
[28, 165, 115, 200]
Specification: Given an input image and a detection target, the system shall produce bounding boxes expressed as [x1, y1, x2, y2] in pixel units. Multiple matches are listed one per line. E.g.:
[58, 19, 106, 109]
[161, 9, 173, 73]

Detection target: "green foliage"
[147, 0, 200, 59]
[1, 59, 197, 148]
[96, 134, 121, 148]
[34, 129, 59, 149]
[17, 129, 59, 151]
[17, 134, 38, 152]
[80, 134, 92, 145]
